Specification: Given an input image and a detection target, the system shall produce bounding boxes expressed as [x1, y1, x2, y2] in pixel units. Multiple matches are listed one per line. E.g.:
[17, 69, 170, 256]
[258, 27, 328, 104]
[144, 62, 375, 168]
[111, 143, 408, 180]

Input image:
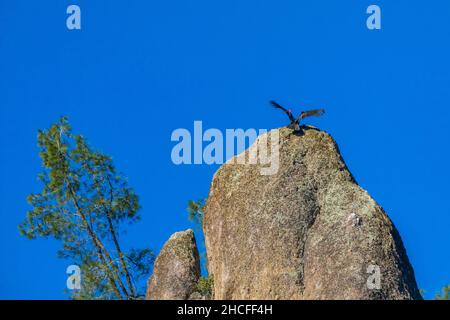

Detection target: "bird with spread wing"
[270, 100, 325, 132]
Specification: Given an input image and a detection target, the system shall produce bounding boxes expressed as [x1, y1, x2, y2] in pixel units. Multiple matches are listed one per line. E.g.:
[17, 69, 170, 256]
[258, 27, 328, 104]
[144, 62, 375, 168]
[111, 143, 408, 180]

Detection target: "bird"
[270, 100, 325, 132]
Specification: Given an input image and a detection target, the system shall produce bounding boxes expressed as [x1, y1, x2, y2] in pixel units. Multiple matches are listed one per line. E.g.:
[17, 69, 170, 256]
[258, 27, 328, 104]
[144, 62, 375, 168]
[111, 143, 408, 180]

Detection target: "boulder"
[203, 127, 421, 300]
[146, 229, 200, 300]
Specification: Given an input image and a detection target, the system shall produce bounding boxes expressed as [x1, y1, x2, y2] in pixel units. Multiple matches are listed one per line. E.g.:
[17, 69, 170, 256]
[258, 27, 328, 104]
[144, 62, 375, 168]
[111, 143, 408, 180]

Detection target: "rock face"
[146, 229, 200, 300]
[203, 127, 421, 300]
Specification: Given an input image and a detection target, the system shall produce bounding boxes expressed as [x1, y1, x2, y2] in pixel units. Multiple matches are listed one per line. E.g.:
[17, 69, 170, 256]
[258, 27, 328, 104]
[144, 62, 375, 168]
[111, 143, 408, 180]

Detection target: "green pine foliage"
[195, 275, 214, 298]
[19, 117, 154, 300]
[435, 285, 450, 300]
[187, 199, 205, 226]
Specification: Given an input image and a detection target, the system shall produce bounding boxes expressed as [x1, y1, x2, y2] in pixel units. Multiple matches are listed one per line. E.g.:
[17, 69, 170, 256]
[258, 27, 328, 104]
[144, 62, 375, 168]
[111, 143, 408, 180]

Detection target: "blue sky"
[0, 1, 449, 299]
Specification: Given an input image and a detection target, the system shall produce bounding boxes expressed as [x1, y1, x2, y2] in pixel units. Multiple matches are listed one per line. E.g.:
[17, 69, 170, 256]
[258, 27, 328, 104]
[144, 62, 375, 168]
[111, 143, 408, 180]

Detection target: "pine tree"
[19, 117, 153, 299]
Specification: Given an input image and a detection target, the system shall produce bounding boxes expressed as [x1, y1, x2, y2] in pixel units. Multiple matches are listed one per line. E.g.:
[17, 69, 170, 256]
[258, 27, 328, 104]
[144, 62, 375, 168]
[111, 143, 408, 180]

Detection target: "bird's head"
[301, 110, 305, 114]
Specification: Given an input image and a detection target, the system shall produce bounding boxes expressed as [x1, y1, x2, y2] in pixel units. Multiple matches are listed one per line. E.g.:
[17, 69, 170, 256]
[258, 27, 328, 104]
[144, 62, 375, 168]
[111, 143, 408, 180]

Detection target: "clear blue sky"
[1, 1, 449, 299]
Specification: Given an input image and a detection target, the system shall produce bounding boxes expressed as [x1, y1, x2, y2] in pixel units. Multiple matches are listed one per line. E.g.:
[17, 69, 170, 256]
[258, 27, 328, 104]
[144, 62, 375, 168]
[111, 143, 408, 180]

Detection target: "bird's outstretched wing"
[298, 109, 325, 121]
[270, 100, 295, 122]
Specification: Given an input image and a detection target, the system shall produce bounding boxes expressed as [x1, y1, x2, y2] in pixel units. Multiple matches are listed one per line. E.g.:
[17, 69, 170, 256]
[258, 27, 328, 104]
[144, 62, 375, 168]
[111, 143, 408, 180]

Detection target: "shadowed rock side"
[146, 229, 200, 300]
[203, 127, 421, 300]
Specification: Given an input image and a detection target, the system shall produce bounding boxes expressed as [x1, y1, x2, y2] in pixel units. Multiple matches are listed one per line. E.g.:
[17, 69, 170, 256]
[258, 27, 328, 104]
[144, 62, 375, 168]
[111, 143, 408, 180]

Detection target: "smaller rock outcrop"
[146, 229, 201, 300]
